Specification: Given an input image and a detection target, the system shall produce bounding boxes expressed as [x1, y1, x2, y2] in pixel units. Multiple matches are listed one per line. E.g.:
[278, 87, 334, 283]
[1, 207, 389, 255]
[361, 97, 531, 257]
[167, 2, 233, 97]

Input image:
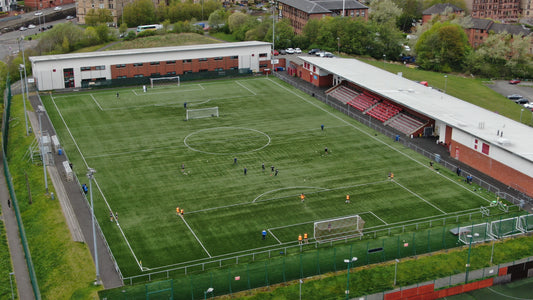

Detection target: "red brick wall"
[452, 141, 533, 196]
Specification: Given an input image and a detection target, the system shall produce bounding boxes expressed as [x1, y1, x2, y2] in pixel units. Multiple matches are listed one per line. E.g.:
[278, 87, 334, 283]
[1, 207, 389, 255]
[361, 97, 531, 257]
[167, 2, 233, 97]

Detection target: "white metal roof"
[301, 56, 533, 162]
[29, 41, 272, 62]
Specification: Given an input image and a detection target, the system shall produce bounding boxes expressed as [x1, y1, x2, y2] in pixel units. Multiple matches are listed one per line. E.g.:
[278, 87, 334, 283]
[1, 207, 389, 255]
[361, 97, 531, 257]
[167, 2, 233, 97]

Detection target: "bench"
[62, 160, 73, 182]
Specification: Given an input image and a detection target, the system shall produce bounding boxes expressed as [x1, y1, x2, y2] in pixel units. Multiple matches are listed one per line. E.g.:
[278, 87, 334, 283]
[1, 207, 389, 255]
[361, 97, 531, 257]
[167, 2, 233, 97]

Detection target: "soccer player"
[110, 211, 114, 222]
[115, 212, 119, 222]
[325, 146, 328, 154]
[262, 162, 265, 171]
[262, 229, 267, 240]
[390, 172, 394, 181]
[298, 234, 303, 245]
[181, 163, 185, 172]
[300, 193, 305, 202]
[321, 124, 324, 131]
[244, 167, 247, 175]
[304, 233, 308, 244]
[143, 85, 147, 93]
[116, 92, 119, 98]
[180, 208, 184, 216]
[176, 206, 180, 215]
[275, 169, 279, 176]
[271, 165, 275, 172]
[82, 184, 88, 194]
[184, 102, 187, 109]
[345, 194, 350, 204]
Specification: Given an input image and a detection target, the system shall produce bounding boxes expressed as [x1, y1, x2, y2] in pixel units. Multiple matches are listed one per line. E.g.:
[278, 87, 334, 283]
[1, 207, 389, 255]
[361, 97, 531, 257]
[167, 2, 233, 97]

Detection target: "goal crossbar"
[314, 215, 365, 243]
[186, 107, 219, 120]
[150, 76, 180, 88]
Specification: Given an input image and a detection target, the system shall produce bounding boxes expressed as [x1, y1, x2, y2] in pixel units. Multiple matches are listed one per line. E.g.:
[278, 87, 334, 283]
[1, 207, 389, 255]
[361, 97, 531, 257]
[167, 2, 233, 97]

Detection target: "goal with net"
[314, 215, 365, 242]
[150, 76, 180, 88]
[186, 107, 219, 120]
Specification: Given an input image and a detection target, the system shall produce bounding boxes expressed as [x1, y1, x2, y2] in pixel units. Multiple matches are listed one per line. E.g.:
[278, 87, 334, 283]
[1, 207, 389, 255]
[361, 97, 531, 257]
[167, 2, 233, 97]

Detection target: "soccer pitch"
[42, 77, 496, 277]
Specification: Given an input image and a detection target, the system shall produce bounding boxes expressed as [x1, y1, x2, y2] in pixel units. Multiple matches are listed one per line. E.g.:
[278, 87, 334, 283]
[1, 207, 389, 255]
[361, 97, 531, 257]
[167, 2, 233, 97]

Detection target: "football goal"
[150, 76, 180, 88]
[186, 107, 219, 121]
[314, 215, 365, 243]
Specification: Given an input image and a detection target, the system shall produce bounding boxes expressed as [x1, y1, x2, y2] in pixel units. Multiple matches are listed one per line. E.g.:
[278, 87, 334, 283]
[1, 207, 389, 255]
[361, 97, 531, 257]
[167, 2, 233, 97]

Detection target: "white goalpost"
[186, 107, 219, 120]
[150, 76, 180, 88]
[314, 215, 365, 243]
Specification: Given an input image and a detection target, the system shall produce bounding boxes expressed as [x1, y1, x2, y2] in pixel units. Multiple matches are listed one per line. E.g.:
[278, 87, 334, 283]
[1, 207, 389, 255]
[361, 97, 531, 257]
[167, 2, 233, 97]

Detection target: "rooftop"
[300, 56, 533, 163]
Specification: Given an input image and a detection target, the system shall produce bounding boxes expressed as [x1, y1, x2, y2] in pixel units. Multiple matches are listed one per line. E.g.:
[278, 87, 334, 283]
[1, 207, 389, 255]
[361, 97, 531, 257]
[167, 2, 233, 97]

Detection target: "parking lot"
[486, 80, 533, 106]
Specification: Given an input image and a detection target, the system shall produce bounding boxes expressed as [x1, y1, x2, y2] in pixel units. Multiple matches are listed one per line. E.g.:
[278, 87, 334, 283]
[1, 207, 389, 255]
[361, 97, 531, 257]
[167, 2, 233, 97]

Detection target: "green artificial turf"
[41, 77, 506, 278]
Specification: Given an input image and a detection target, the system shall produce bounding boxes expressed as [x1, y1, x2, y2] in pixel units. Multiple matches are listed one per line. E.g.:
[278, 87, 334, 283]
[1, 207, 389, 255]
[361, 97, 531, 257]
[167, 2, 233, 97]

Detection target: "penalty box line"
[179, 216, 212, 258]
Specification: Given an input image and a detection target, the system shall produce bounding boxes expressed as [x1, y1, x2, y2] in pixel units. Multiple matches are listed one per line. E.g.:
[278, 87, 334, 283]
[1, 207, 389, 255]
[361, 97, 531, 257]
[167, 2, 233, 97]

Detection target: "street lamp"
[299, 279, 303, 300]
[18, 65, 29, 136]
[383, 54, 386, 67]
[520, 108, 524, 122]
[344, 257, 357, 299]
[9, 272, 14, 300]
[393, 259, 400, 286]
[337, 37, 340, 55]
[87, 167, 100, 285]
[204, 287, 214, 299]
[465, 233, 479, 283]
[444, 75, 448, 94]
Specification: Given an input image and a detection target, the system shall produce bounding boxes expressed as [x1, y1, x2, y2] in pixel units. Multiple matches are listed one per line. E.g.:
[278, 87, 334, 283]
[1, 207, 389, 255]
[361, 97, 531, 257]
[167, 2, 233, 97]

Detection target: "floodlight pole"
[444, 75, 448, 94]
[337, 37, 340, 55]
[37, 108, 48, 194]
[393, 259, 400, 286]
[204, 287, 214, 299]
[87, 167, 100, 285]
[272, 1, 276, 72]
[465, 233, 479, 283]
[520, 109, 524, 122]
[342, 0, 345, 17]
[344, 257, 357, 299]
[20, 37, 30, 135]
[18, 66, 29, 136]
[9, 272, 14, 300]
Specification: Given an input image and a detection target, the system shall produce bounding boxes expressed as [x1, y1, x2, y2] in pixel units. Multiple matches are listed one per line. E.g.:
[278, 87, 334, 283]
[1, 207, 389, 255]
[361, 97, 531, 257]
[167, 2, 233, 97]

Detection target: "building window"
[134, 74, 144, 78]
[108, 3, 113, 9]
[183, 70, 192, 74]
[167, 71, 177, 75]
[214, 68, 224, 71]
[151, 73, 160, 76]
[183, 59, 192, 63]
[95, 65, 105, 70]
[117, 75, 127, 79]
[362, 11, 365, 17]
[259, 64, 268, 68]
[115, 64, 126, 68]
[230, 67, 238, 70]
[231, 56, 238, 59]
[150, 62, 160, 65]
[133, 63, 143, 67]
[214, 57, 223, 60]
[199, 69, 208, 72]
[166, 60, 176, 64]
[81, 66, 91, 71]
[259, 53, 268, 57]
[199, 58, 208, 61]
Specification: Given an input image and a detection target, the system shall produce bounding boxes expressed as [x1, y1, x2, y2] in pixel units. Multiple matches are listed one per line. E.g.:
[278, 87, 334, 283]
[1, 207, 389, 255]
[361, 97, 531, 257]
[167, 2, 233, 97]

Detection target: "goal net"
[490, 217, 522, 238]
[186, 107, 219, 121]
[457, 223, 492, 245]
[314, 215, 365, 242]
[150, 76, 180, 88]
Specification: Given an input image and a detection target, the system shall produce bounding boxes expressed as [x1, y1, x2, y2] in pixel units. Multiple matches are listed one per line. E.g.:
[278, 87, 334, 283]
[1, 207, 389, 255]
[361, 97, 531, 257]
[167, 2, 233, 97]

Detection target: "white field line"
[50, 95, 143, 270]
[486, 287, 531, 300]
[266, 78, 493, 205]
[180, 216, 212, 257]
[131, 89, 138, 96]
[236, 80, 257, 95]
[393, 180, 446, 214]
[90, 94, 103, 111]
[268, 229, 282, 244]
[369, 211, 388, 225]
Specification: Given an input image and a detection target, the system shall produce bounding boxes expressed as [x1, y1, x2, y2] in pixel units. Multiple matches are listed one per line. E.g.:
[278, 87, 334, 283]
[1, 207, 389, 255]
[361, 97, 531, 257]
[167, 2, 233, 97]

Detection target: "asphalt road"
[486, 80, 533, 102]
[0, 5, 76, 62]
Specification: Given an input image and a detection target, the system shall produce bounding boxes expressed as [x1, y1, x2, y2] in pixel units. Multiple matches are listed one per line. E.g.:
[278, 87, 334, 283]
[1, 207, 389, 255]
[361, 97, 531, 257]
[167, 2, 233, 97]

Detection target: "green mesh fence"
[2, 80, 41, 299]
[100, 208, 525, 300]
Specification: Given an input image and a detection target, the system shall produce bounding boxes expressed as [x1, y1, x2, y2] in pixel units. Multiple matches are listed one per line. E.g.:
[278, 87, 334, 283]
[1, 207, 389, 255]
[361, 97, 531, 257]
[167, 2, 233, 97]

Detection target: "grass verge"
[6, 94, 101, 299]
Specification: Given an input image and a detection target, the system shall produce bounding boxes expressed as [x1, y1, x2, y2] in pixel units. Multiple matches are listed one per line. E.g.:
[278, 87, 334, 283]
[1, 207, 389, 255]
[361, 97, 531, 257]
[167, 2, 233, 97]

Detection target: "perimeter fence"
[105, 205, 528, 299]
[2, 80, 41, 299]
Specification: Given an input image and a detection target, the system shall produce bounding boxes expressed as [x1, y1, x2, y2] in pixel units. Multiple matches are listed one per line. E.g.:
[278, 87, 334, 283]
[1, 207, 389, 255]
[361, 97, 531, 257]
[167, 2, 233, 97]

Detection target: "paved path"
[0, 152, 35, 300]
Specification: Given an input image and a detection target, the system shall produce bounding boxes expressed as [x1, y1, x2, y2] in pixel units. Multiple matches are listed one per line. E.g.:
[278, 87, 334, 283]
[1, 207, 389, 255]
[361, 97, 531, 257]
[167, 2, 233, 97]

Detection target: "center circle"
[183, 127, 271, 155]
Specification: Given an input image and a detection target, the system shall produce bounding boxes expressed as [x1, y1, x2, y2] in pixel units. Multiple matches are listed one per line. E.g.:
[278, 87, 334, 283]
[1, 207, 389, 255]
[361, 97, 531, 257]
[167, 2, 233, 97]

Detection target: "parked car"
[271, 49, 279, 56]
[279, 49, 286, 55]
[514, 98, 529, 105]
[308, 48, 320, 55]
[509, 79, 521, 84]
[66, 15, 75, 20]
[323, 52, 335, 58]
[523, 102, 533, 109]
[315, 51, 325, 56]
[285, 48, 295, 54]
[507, 94, 523, 100]
[34, 11, 43, 16]
[28, 24, 36, 29]
[19, 26, 27, 31]
[294, 48, 302, 54]
[54, 6, 62, 11]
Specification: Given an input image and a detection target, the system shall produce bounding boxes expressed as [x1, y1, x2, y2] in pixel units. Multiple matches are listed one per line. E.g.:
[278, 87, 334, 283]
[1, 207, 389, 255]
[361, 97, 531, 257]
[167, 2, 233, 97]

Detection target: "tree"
[119, 23, 128, 35]
[370, 0, 403, 26]
[227, 11, 248, 33]
[85, 8, 114, 26]
[208, 9, 228, 30]
[264, 18, 294, 49]
[302, 19, 321, 46]
[415, 21, 470, 71]
[123, 0, 156, 27]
